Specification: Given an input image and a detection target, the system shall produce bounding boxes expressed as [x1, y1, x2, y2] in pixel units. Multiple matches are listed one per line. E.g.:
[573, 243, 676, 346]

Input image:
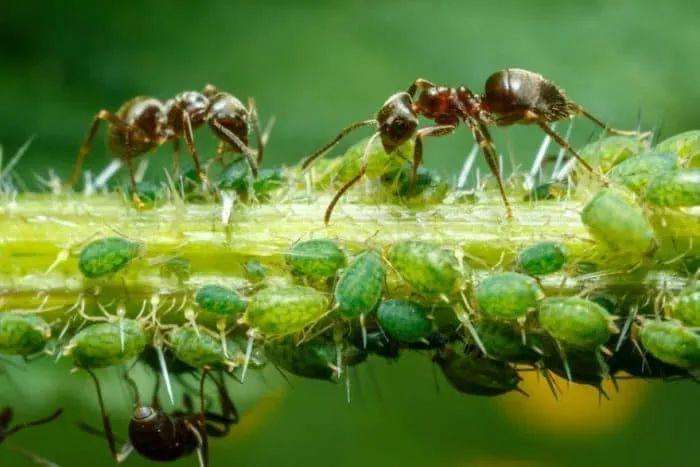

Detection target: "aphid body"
[334, 250, 385, 319]
[79, 237, 141, 279]
[285, 239, 346, 280]
[387, 241, 461, 296]
[66, 319, 147, 368]
[476, 272, 542, 321]
[538, 297, 616, 350]
[246, 286, 329, 336]
[376, 299, 432, 343]
[0, 312, 51, 356]
[517, 242, 567, 276]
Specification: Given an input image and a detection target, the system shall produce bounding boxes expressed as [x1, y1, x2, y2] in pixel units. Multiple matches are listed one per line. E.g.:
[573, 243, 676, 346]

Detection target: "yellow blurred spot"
[460, 457, 547, 467]
[496, 371, 648, 435]
[226, 388, 287, 442]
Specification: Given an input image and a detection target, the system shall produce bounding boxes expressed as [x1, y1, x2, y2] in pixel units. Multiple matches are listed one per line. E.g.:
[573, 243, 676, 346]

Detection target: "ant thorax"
[413, 86, 476, 125]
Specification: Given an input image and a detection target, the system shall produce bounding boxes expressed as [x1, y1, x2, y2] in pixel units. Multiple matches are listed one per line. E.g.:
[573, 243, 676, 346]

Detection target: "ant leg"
[467, 118, 513, 219]
[66, 110, 131, 188]
[211, 119, 259, 177]
[4, 408, 62, 438]
[248, 98, 265, 166]
[324, 132, 379, 224]
[535, 120, 596, 174]
[410, 125, 456, 192]
[577, 106, 650, 137]
[301, 119, 377, 170]
[210, 372, 238, 422]
[84, 369, 121, 462]
[124, 157, 144, 208]
[197, 368, 211, 467]
[172, 138, 181, 176]
[407, 78, 437, 97]
[180, 110, 207, 185]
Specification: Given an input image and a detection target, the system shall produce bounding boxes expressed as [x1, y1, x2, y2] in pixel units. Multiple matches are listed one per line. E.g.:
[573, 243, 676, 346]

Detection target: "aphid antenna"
[524, 124, 556, 191]
[456, 293, 488, 356]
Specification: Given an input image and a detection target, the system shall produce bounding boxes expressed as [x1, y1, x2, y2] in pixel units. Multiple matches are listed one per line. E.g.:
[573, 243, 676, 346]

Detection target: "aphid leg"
[410, 125, 456, 193]
[553, 341, 572, 382]
[210, 119, 259, 177]
[4, 408, 63, 438]
[467, 118, 513, 219]
[577, 106, 651, 138]
[535, 120, 597, 175]
[324, 132, 379, 224]
[406, 78, 437, 98]
[301, 119, 377, 170]
[84, 369, 123, 462]
[180, 108, 208, 187]
[359, 313, 368, 349]
[66, 110, 132, 188]
[247, 98, 265, 166]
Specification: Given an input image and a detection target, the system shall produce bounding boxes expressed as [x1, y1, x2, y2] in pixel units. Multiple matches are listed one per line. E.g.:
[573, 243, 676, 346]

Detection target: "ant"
[1, 406, 63, 464]
[66, 84, 265, 206]
[80, 368, 237, 467]
[303, 68, 642, 223]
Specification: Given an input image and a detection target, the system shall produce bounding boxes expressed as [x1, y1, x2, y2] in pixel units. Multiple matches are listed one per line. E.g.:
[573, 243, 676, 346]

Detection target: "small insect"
[245, 285, 329, 337]
[334, 250, 385, 320]
[65, 319, 148, 369]
[303, 68, 638, 222]
[433, 347, 522, 397]
[387, 241, 461, 296]
[475, 272, 542, 323]
[645, 168, 700, 207]
[376, 299, 432, 344]
[0, 312, 52, 357]
[195, 284, 247, 318]
[639, 319, 700, 369]
[655, 129, 700, 167]
[0, 406, 63, 463]
[673, 284, 700, 327]
[66, 84, 265, 205]
[285, 239, 347, 281]
[79, 237, 141, 279]
[517, 242, 567, 276]
[608, 151, 678, 194]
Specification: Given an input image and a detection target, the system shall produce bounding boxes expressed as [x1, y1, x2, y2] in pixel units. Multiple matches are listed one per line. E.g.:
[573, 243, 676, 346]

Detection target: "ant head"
[376, 92, 419, 153]
[127, 98, 167, 141]
[208, 93, 250, 147]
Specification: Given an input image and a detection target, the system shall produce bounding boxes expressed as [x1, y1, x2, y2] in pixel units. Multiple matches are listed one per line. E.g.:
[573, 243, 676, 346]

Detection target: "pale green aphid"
[639, 320, 700, 369]
[655, 129, 700, 167]
[538, 297, 617, 350]
[581, 188, 656, 257]
[376, 299, 432, 343]
[475, 272, 542, 322]
[387, 241, 461, 296]
[608, 151, 678, 193]
[79, 237, 141, 278]
[579, 135, 648, 173]
[645, 169, 700, 207]
[285, 239, 346, 280]
[334, 250, 385, 319]
[246, 286, 329, 336]
[170, 327, 228, 369]
[0, 312, 51, 356]
[195, 284, 247, 317]
[517, 242, 567, 276]
[673, 284, 700, 327]
[66, 319, 147, 368]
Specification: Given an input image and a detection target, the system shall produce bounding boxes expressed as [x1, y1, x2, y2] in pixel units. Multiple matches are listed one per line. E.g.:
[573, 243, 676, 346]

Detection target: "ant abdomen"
[129, 406, 199, 462]
[109, 97, 165, 156]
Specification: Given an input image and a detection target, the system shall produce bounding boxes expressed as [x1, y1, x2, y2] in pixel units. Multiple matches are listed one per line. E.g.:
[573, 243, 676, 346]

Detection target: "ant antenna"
[301, 119, 377, 170]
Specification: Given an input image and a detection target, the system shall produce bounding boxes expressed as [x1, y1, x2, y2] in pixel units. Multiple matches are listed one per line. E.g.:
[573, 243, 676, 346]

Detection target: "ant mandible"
[80, 369, 237, 467]
[66, 84, 265, 206]
[303, 68, 641, 223]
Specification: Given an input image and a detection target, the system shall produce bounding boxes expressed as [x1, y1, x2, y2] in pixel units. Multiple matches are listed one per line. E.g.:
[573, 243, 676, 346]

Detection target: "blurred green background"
[2, 1, 700, 466]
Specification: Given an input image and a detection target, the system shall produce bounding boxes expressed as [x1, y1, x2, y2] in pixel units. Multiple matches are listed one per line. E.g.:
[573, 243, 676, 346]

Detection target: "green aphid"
[78, 237, 141, 279]
[655, 130, 700, 167]
[253, 168, 286, 200]
[608, 151, 678, 193]
[334, 136, 412, 183]
[285, 239, 346, 280]
[517, 242, 567, 276]
[581, 188, 656, 257]
[195, 284, 247, 318]
[475, 272, 542, 322]
[538, 297, 616, 350]
[673, 285, 700, 327]
[159, 257, 191, 282]
[387, 241, 461, 296]
[526, 180, 568, 201]
[474, 321, 541, 363]
[434, 349, 521, 396]
[0, 312, 51, 356]
[376, 299, 432, 343]
[246, 286, 329, 336]
[579, 135, 648, 173]
[244, 260, 267, 282]
[639, 320, 700, 369]
[382, 166, 450, 203]
[264, 336, 339, 382]
[646, 169, 700, 207]
[170, 327, 227, 369]
[124, 180, 163, 208]
[67, 319, 147, 368]
[218, 159, 252, 194]
[334, 250, 385, 319]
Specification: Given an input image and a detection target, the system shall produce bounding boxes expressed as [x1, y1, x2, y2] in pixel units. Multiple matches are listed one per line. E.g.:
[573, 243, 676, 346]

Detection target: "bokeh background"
[1, 1, 699, 466]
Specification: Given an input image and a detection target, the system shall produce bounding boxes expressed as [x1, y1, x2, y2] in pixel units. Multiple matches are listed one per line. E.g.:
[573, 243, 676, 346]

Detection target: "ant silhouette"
[303, 68, 643, 223]
[80, 368, 237, 467]
[66, 84, 265, 206]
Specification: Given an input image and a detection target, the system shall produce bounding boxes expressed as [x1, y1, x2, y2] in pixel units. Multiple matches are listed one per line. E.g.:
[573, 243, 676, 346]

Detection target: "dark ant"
[303, 68, 642, 222]
[66, 84, 265, 206]
[80, 369, 237, 467]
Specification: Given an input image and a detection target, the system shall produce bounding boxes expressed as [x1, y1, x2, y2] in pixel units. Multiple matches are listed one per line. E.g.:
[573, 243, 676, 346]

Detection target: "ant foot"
[132, 193, 146, 210]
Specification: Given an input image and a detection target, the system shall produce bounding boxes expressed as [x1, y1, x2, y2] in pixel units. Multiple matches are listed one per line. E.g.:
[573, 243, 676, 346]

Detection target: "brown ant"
[80, 369, 237, 467]
[66, 84, 265, 206]
[303, 68, 642, 222]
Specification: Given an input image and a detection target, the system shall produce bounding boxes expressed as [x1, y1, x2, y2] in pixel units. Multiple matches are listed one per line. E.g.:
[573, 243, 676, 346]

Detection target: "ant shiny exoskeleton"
[80, 369, 237, 467]
[303, 68, 642, 222]
[67, 84, 265, 206]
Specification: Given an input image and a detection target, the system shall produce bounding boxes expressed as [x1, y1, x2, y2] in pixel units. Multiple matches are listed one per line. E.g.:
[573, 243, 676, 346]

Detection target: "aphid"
[538, 296, 617, 350]
[525, 180, 568, 201]
[159, 256, 191, 282]
[673, 284, 700, 327]
[245, 286, 329, 336]
[382, 165, 450, 203]
[475, 272, 542, 322]
[264, 336, 340, 382]
[334, 250, 385, 320]
[0, 312, 51, 356]
[580, 188, 657, 257]
[433, 348, 522, 396]
[645, 169, 700, 207]
[0, 406, 63, 450]
[578, 135, 649, 173]
[639, 320, 700, 369]
[195, 285, 247, 318]
[170, 327, 231, 370]
[609, 338, 688, 379]
[543, 348, 609, 392]
[218, 161, 285, 202]
[66, 84, 266, 203]
[285, 239, 347, 281]
[65, 319, 147, 368]
[302, 68, 639, 222]
[517, 242, 567, 276]
[79, 237, 141, 279]
[124, 180, 164, 208]
[387, 241, 461, 296]
[376, 299, 432, 344]
[608, 151, 678, 193]
[349, 322, 400, 360]
[655, 129, 700, 167]
[473, 321, 542, 363]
